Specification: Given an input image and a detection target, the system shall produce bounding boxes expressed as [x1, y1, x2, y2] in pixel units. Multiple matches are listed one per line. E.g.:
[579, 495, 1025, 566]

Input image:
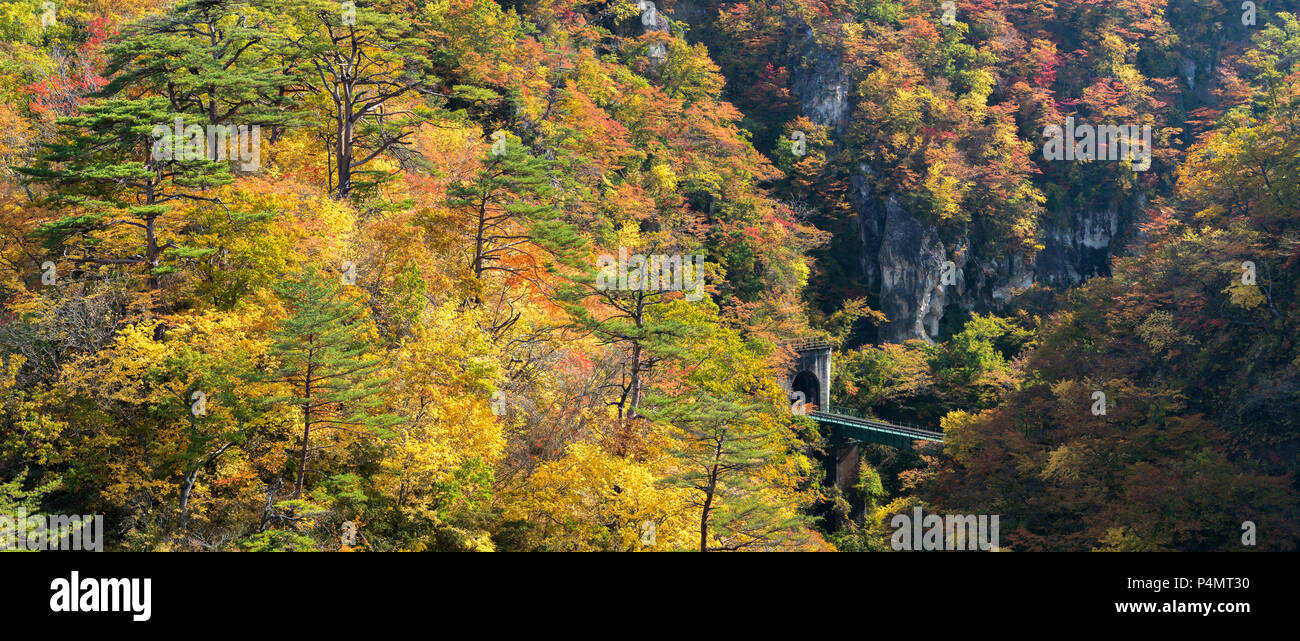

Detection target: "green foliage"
[235, 528, 319, 552]
[0, 0, 1296, 554]
[259, 265, 401, 497]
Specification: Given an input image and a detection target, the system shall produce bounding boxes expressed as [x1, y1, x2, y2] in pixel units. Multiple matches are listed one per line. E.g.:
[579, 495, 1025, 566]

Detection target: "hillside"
[0, 0, 1296, 551]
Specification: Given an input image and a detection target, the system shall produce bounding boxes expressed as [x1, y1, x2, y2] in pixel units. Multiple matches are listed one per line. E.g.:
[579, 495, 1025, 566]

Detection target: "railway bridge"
[780, 341, 944, 490]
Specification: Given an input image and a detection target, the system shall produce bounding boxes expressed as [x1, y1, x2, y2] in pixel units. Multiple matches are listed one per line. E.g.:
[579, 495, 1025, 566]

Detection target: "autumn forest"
[0, 0, 1296, 552]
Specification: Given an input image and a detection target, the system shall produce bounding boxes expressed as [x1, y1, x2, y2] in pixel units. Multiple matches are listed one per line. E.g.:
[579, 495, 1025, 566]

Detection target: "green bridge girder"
[809, 406, 944, 449]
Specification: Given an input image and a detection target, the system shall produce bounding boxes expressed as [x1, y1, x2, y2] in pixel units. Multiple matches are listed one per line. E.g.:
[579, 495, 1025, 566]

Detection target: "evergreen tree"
[96, 0, 301, 132]
[274, 0, 437, 198]
[261, 265, 400, 498]
[18, 97, 233, 290]
[638, 301, 812, 551]
[649, 386, 808, 551]
[557, 234, 706, 426]
[447, 135, 587, 312]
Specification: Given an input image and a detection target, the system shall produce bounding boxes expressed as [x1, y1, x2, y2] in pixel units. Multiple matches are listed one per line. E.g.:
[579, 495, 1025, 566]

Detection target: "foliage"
[0, 0, 1294, 553]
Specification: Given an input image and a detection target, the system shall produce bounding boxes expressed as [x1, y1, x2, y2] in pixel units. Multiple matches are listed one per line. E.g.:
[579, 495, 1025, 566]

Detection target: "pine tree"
[637, 301, 813, 551]
[647, 387, 806, 551]
[261, 265, 400, 498]
[557, 235, 705, 427]
[19, 0, 301, 294]
[96, 0, 301, 132]
[274, 0, 436, 198]
[18, 97, 233, 290]
[447, 135, 587, 312]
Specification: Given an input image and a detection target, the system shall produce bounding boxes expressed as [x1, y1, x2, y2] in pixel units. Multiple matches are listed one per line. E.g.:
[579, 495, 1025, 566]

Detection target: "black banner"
[1, 551, 1289, 631]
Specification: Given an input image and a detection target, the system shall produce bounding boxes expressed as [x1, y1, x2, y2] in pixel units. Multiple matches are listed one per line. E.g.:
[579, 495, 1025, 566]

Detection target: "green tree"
[448, 137, 585, 283]
[640, 301, 813, 551]
[18, 98, 234, 290]
[97, 0, 301, 132]
[260, 265, 399, 498]
[444, 135, 586, 333]
[275, 0, 436, 198]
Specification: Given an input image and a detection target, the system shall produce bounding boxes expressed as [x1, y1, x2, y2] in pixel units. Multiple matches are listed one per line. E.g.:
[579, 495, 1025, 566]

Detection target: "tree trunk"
[294, 411, 311, 499]
[336, 109, 353, 197]
[294, 363, 313, 498]
[473, 198, 487, 279]
[699, 440, 723, 552]
[628, 341, 643, 418]
[145, 186, 160, 290]
[626, 295, 647, 419]
[178, 466, 199, 532]
[699, 473, 716, 553]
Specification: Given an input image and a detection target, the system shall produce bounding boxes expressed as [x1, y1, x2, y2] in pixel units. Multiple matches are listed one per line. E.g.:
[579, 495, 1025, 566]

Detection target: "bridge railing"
[817, 404, 942, 437]
[782, 338, 834, 351]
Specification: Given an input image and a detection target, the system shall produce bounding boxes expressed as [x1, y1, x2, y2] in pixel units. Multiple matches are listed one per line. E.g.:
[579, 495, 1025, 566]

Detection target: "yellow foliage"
[1224, 281, 1266, 310]
[509, 442, 694, 551]
[377, 303, 505, 514]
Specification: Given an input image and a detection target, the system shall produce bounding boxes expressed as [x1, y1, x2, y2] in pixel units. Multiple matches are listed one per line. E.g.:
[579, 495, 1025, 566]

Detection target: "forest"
[0, 0, 1296, 552]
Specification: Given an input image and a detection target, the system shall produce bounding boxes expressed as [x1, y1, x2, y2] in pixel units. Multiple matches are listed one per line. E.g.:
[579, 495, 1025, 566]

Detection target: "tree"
[639, 300, 815, 551]
[445, 134, 586, 315]
[277, 0, 436, 198]
[373, 302, 505, 549]
[97, 0, 301, 133]
[559, 223, 706, 428]
[260, 265, 399, 498]
[511, 441, 694, 551]
[18, 98, 234, 290]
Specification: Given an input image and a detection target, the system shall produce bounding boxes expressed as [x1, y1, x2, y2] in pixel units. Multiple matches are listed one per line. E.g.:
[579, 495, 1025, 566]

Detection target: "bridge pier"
[830, 437, 860, 493]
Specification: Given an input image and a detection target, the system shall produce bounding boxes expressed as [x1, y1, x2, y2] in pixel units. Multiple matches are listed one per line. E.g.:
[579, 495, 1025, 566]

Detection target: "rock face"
[789, 27, 852, 138]
[776, 28, 1124, 343]
[851, 157, 1124, 343]
[877, 195, 951, 342]
[667, 3, 1135, 342]
[1034, 206, 1120, 287]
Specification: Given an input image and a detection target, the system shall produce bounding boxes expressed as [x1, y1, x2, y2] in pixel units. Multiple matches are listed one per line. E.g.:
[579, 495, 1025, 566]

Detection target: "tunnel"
[791, 370, 821, 412]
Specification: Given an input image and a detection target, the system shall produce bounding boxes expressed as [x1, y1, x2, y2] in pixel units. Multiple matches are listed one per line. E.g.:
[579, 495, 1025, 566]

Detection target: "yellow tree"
[375, 302, 505, 549]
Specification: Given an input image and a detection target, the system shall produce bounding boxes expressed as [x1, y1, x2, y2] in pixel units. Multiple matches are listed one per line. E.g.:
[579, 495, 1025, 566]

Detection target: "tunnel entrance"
[791, 370, 821, 412]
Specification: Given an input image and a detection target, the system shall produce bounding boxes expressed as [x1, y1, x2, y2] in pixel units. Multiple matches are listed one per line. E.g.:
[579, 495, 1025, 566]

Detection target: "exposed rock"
[1180, 57, 1198, 90]
[671, 2, 1133, 342]
[1033, 207, 1119, 285]
[791, 45, 1123, 342]
[788, 28, 851, 137]
[877, 196, 951, 343]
